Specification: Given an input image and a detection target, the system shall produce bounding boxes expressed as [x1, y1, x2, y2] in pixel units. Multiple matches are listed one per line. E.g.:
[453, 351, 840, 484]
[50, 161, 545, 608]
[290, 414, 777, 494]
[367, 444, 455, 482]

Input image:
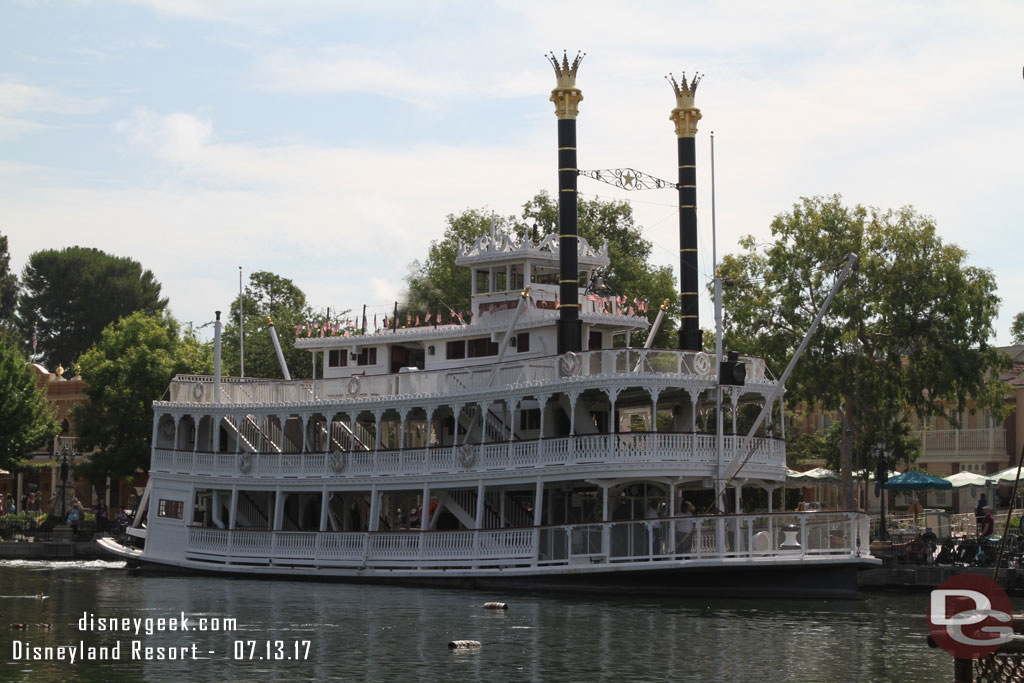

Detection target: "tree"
[0, 232, 17, 330]
[220, 271, 316, 379]
[0, 337, 59, 470]
[718, 195, 1008, 507]
[405, 191, 679, 346]
[1012, 312, 1024, 346]
[72, 311, 212, 480]
[17, 246, 168, 369]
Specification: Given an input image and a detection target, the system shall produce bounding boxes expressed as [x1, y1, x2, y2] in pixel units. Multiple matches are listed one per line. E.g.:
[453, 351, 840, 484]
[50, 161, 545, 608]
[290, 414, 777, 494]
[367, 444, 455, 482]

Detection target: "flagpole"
[239, 266, 245, 378]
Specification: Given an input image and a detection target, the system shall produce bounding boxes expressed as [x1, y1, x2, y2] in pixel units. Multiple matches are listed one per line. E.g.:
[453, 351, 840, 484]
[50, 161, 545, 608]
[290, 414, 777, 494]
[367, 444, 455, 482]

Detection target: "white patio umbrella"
[945, 471, 990, 488]
[987, 465, 1024, 484]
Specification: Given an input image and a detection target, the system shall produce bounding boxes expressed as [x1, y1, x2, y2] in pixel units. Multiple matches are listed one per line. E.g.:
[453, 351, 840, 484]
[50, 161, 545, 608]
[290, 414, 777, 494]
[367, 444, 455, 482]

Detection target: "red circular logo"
[927, 573, 1014, 659]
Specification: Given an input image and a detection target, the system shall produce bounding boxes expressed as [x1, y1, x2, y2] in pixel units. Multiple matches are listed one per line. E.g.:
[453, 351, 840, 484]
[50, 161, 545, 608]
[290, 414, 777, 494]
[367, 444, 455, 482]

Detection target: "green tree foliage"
[1012, 312, 1024, 346]
[220, 271, 316, 379]
[72, 311, 212, 480]
[718, 195, 1007, 506]
[17, 246, 168, 368]
[0, 337, 59, 470]
[405, 191, 679, 346]
[0, 232, 17, 330]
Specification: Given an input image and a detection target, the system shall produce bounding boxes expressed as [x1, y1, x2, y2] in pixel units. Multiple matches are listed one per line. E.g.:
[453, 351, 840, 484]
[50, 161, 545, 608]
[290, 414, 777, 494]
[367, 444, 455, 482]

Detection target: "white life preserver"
[328, 451, 346, 473]
[458, 444, 477, 468]
[560, 351, 581, 377]
[238, 453, 253, 474]
[192, 383, 205, 401]
[347, 377, 360, 395]
[693, 352, 712, 376]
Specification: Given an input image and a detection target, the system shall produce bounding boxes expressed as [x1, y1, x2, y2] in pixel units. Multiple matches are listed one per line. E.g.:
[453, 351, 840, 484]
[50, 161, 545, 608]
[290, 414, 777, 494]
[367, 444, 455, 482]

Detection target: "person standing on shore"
[95, 498, 108, 533]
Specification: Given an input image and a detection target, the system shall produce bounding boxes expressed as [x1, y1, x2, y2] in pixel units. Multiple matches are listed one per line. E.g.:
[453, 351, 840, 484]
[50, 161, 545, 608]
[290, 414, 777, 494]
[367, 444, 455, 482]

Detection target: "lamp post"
[876, 443, 890, 542]
[58, 445, 71, 520]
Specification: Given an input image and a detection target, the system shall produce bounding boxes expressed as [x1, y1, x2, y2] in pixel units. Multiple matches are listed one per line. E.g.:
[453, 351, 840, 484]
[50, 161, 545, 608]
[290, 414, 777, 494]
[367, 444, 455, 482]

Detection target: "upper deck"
[163, 348, 769, 408]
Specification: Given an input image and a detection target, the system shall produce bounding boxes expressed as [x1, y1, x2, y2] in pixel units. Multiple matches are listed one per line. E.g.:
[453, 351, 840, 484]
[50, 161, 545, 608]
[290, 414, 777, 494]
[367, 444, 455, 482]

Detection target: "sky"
[2, 0, 1022, 345]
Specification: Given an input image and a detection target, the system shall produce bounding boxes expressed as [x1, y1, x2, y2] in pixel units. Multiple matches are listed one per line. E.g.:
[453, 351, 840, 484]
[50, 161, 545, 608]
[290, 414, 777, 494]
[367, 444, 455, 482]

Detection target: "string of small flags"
[292, 310, 474, 337]
[290, 295, 651, 338]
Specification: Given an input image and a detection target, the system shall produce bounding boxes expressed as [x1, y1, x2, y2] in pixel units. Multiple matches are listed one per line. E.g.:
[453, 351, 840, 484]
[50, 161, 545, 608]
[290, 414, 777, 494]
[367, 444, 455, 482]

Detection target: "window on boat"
[328, 349, 348, 367]
[157, 499, 184, 520]
[515, 332, 530, 352]
[467, 337, 499, 358]
[356, 347, 377, 366]
[446, 340, 465, 360]
[475, 269, 490, 294]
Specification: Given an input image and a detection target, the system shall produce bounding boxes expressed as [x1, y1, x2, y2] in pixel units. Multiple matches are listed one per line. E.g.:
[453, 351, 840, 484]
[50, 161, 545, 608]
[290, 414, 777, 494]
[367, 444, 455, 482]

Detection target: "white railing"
[184, 512, 869, 569]
[913, 428, 1006, 456]
[151, 432, 786, 480]
[165, 349, 769, 406]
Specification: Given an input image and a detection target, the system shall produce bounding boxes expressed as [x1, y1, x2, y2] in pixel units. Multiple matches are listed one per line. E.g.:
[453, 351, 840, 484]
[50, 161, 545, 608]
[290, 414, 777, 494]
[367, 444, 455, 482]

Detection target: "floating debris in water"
[448, 640, 482, 649]
[483, 602, 508, 610]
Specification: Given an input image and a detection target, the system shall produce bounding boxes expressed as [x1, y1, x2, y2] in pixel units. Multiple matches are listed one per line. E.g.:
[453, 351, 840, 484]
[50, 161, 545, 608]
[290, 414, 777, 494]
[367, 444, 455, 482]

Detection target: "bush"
[0, 511, 46, 538]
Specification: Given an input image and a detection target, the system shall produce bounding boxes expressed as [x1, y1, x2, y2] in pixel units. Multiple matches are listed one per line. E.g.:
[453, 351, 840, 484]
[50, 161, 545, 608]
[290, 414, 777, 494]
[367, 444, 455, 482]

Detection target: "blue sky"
[2, 0, 1022, 344]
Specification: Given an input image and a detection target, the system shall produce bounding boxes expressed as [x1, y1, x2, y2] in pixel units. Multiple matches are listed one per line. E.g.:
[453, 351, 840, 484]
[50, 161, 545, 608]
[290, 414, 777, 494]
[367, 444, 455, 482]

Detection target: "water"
[0, 560, 992, 682]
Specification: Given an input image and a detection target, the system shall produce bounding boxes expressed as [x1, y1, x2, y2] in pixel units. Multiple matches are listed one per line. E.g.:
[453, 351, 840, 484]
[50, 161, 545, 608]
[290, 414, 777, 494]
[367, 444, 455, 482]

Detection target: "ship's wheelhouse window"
[157, 499, 184, 519]
[515, 333, 530, 353]
[446, 340, 465, 360]
[328, 349, 348, 367]
[467, 337, 499, 358]
[356, 347, 377, 366]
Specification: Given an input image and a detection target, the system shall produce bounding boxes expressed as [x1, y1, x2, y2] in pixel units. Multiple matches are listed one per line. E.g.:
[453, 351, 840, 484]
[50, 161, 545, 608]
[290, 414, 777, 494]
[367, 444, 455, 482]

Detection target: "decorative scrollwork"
[693, 352, 712, 376]
[458, 444, 477, 468]
[347, 377, 360, 395]
[578, 168, 675, 192]
[192, 383, 205, 401]
[560, 351, 582, 377]
[328, 451, 346, 473]
[238, 453, 253, 474]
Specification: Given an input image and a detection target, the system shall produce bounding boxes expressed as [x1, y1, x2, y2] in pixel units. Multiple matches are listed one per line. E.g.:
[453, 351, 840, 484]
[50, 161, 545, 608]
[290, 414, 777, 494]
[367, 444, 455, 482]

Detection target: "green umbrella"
[882, 470, 952, 491]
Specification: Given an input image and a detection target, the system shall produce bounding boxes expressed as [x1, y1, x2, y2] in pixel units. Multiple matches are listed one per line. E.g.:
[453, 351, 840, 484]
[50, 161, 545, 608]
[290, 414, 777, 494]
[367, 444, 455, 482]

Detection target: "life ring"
[328, 451, 346, 473]
[458, 444, 477, 468]
[238, 453, 253, 474]
[693, 352, 712, 376]
[347, 377, 360, 395]
[560, 351, 581, 377]
[192, 383, 205, 400]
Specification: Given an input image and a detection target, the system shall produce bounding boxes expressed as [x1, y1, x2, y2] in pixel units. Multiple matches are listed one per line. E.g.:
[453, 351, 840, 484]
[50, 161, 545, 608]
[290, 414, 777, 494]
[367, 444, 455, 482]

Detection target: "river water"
[0, 559, 994, 682]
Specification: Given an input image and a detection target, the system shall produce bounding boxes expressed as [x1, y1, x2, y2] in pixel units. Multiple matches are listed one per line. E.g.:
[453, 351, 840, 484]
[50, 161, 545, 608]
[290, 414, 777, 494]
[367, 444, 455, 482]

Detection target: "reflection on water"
[0, 559, 998, 682]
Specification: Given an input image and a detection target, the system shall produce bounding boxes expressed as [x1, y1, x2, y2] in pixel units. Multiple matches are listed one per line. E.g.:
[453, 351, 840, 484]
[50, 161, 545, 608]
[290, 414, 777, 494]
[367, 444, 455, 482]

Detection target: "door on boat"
[390, 345, 425, 373]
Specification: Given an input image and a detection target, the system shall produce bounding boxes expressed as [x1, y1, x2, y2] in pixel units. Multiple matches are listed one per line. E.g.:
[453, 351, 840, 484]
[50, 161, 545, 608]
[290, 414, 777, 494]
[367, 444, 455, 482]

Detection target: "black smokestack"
[548, 50, 585, 354]
[668, 72, 703, 351]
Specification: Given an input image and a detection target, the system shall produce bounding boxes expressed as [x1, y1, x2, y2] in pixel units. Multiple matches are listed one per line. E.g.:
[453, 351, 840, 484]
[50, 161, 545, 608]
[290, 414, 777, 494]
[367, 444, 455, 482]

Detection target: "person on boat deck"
[646, 501, 663, 554]
[413, 497, 439, 529]
[979, 505, 995, 539]
[676, 501, 696, 553]
[115, 507, 129, 534]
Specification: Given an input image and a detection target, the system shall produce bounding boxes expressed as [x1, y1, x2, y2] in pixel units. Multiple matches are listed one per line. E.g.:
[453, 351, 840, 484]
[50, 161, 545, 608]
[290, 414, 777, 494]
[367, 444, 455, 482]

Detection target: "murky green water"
[0, 560, 992, 681]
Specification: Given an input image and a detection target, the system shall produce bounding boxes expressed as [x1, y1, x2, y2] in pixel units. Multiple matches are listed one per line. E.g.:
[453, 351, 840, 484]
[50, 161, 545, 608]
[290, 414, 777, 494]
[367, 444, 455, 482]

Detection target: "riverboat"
[99, 54, 879, 597]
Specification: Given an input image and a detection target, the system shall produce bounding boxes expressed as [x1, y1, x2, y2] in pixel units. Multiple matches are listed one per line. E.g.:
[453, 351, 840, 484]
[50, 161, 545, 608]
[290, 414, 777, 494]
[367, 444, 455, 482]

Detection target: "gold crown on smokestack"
[547, 50, 585, 87]
[548, 50, 585, 119]
[667, 71, 703, 137]
[666, 72, 702, 106]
